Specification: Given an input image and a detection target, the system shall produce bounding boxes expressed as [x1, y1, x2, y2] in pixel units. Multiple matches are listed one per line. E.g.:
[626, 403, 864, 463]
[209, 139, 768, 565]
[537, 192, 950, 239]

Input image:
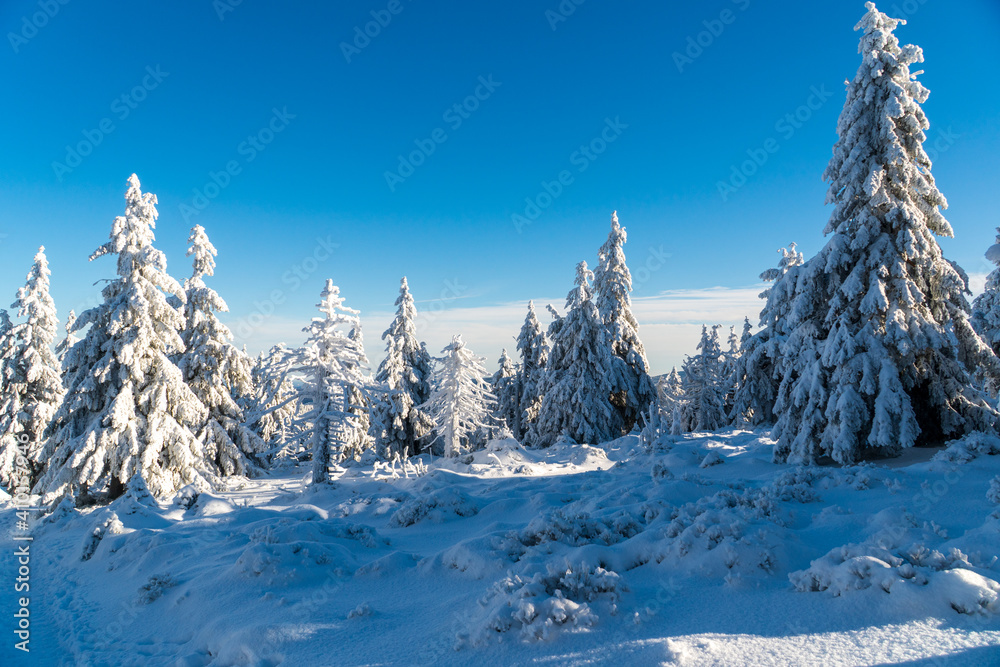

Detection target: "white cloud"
[227, 285, 766, 376]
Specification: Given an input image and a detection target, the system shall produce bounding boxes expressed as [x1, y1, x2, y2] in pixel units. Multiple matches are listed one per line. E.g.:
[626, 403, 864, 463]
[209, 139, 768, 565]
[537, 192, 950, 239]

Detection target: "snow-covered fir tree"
[174, 225, 266, 477]
[677, 325, 728, 432]
[659, 367, 686, 434]
[515, 301, 548, 439]
[242, 345, 299, 455]
[491, 348, 520, 435]
[529, 261, 620, 447]
[288, 280, 377, 483]
[0, 248, 65, 491]
[765, 3, 1000, 464]
[55, 309, 79, 369]
[422, 335, 496, 457]
[720, 325, 741, 421]
[371, 277, 433, 459]
[971, 228, 1000, 361]
[639, 367, 686, 447]
[35, 174, 211, 504]
[593, 211, 655, 433]
[731, 244, 804, 427]
[344, 323, 375, 458]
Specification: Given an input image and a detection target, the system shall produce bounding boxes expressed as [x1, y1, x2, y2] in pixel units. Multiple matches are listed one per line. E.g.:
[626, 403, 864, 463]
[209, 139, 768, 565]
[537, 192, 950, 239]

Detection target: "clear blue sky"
[1, 0, 998, 372]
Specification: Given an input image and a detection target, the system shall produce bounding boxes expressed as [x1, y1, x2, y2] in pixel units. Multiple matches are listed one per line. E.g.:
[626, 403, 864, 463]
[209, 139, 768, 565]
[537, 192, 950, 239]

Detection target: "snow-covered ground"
[3, 429, 1000, 666]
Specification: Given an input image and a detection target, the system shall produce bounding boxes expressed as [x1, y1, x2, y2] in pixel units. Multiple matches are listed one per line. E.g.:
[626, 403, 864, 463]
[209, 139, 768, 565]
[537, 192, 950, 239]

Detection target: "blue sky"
[1, 0, 998, 373]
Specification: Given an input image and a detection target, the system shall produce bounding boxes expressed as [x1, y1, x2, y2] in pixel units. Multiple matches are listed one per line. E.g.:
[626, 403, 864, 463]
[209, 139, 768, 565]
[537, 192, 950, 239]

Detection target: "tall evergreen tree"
[731, 244, 805, 427]
[35, 175, 211, 504]
[175, 225, 266, 477]
[491, 348, 520, 435]
[55, 309, 79, 369]
[289, 280, 376, 483]
[515, 301, 548, 438]
[371, 277, 433, 458]
[529, 261, 620, 446]
[971, 228, 1000, 359]
[0, 248, 65, 491]
[422, 335, 496, 457]
[767, 3, 999, 464]
[720, 325, 741, 421]
[678, 325, 728, 432]
[593, 211, 655, 432]
[242, 345, 299, 454]
[659, 367, 686, 434]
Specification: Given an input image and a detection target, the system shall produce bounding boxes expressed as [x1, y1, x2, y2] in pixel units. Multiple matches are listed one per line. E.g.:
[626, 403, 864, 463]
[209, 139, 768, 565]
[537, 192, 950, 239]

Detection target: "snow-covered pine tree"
[491, 348, 520, 435]
[769, 3, 999, 464]
[721, 325, 741, 422]
[242, 345, 299, 454]
[175, 225, 266, 477]
[678, 325, 728, 432]
[659, 367, 686, 433]
[422, 335, 496, 457]
[344, 322, 375, 458]
[34, 174, 211, 504]
[593, 211, 655, 433]
[0, 248, 65, 491]
[731, 245, 804, 427]
[55, 309, 79, 369]
[529, 261, 620, 447]
[971, 228, 1000, 360]
[515, 301, 548, 438]
[289, 280, 377, 483]
[371, 277, 433, 459]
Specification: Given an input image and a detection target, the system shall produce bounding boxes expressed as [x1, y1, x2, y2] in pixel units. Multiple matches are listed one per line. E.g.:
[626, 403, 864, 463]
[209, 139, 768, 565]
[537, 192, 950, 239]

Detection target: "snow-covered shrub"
[494, 507, 644, 563]
[791, 542, 1000, 615]
[651, 461, 673, 483]
[389, 487, 479, 527]
[465, 561, 621, 644]
[81, 510, 124, 561]
[699, 451, 723, 468]
[138, 574, 177, 604]
[347, 602, 373, 619]
[988, 476, 1000, 505]
[933, 431, 1000, 464]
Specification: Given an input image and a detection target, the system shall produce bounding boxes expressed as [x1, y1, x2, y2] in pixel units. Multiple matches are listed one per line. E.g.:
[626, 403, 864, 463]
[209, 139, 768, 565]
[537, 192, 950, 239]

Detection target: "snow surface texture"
[3, 428, 999, 666]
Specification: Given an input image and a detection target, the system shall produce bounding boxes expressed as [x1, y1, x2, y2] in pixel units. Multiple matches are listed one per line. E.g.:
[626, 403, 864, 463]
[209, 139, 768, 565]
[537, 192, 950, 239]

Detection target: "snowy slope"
[3, 430, 1000, 666]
